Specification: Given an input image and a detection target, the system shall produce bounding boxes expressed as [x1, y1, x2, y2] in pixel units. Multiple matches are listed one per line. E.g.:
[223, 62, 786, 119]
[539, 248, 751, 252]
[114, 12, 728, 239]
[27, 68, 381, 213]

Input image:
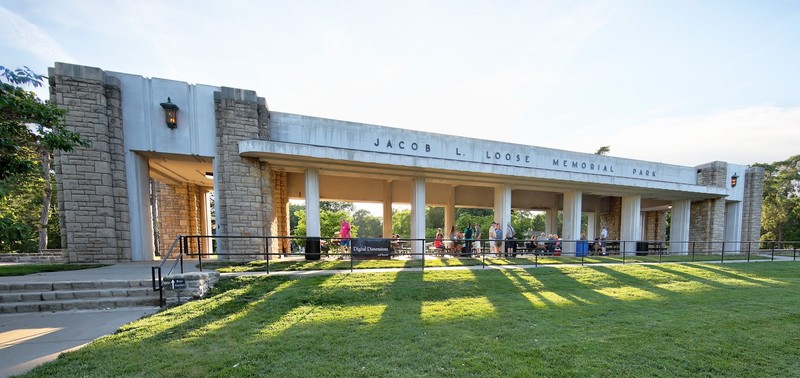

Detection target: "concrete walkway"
[0, 261, 199, 378]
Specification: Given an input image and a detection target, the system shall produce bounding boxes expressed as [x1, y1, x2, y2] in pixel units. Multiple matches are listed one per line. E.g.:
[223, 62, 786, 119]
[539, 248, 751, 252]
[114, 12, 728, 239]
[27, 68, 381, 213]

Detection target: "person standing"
[339, 218, 351, 253]
[473, 223, 482, 256]
[600, 226, 608, 255]
[463, 223, 474, 257]
[506, 222, 516, 257]
[494, 222, 504, 257]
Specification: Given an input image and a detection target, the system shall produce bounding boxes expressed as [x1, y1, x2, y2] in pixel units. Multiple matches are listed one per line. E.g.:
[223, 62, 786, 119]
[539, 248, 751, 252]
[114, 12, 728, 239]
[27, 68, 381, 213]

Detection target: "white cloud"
[0, 6, 73, 63]
[604, 106, 800, 166]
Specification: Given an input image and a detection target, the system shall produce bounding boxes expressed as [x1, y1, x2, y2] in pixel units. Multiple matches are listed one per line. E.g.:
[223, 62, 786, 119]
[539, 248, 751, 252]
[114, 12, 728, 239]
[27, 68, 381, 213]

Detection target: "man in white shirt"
[600, 226, 608, 255]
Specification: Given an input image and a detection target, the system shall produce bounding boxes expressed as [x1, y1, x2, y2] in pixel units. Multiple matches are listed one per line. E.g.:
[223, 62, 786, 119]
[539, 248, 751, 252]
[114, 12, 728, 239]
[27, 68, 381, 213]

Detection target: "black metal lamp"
[731, 173, 739, 188]
[159, 97, 179, 129]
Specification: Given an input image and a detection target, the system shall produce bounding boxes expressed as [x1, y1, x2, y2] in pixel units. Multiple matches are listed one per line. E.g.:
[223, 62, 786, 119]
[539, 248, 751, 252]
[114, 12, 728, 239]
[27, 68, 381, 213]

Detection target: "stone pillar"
[410, 177, 426, 257]
[305, 169, 321, 237]
[272, 170, 290, 256]
[620, 195, 641, 253]
[585, 212, 596, 240]
[741, 166, 764, 247]
[382, 181, 393, 237]
[562, 190, 582, 253]
[445, 185, 456, 233]
[214, 87, 271, 260]
[493, 184, 512, 235]
[545, 194, 559, 235]
[49, 63, 131, 262]
[691, 161, 728, 252]
[670, 199, 691, 253]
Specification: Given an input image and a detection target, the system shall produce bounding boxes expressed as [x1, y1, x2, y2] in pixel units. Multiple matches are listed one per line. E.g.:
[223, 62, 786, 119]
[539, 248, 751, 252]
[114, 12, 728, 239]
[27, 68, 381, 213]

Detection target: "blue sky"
[2, 0, 798, 166]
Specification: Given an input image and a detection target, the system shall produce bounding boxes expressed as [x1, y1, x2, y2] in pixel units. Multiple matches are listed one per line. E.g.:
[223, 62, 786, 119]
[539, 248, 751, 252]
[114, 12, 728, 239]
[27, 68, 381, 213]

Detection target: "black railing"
[150, 235, 798, 306]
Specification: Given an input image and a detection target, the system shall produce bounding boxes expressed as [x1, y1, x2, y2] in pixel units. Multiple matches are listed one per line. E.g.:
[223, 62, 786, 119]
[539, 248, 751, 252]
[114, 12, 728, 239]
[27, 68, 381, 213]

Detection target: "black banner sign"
[351, 238, 391, 259]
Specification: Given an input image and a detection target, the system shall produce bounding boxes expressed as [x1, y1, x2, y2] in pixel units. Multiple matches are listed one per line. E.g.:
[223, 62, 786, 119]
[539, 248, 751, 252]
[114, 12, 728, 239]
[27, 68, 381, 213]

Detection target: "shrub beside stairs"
[0, 280, 160, 313]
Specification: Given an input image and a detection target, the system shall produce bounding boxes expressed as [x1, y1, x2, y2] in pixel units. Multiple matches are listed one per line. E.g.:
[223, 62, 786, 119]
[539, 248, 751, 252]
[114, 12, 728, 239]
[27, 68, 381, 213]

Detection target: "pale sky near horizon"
[2, 0, 798, 169]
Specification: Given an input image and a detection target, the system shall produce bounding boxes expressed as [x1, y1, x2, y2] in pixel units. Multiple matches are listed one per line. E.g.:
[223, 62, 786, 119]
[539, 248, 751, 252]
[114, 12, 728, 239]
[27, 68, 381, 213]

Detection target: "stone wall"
[0, 250, 68, 263]
[690, 161, 728, 251]
[49, 63, 131, 262]
[741, 166, 765, 244]
[161, 271, 220, 307]
[644, 211, 667, 241]
[214, 88, 273, 260]
[599, 197, 622, 240]
[154, 180, 209, 256]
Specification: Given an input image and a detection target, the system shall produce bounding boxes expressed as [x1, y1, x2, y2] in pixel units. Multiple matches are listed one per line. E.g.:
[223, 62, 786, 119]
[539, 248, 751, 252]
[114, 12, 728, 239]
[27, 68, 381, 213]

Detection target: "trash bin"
[576, 240, 589, 257]
[636, 241, 649, 256]
[305, 237, 321, 260]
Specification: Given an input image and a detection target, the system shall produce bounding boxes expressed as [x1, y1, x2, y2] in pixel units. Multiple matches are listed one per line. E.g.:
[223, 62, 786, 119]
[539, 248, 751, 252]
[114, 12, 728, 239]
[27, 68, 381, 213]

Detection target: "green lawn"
[22, 261, 800, 377]
[0, 263, 107, 276]
[207, 252, 773, 273]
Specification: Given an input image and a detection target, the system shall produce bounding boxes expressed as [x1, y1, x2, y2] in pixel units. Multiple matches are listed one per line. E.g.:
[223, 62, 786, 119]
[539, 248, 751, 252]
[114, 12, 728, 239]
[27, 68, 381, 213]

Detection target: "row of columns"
[300, 169, 702, 255]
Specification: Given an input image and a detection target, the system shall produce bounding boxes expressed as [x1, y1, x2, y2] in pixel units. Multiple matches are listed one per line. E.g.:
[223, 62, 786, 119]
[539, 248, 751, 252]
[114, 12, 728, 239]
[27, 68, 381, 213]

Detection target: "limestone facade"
[213, 88, 273, 260]
[49, 65, 131, 262]
[46, 62, 765, 262]
[741, 166, 765, 244]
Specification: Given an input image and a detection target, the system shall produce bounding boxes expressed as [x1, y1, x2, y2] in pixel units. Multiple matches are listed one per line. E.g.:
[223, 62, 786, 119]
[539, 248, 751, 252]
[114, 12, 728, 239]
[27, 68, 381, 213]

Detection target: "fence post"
[265, 237, 270, 275]
[622, 241, 626, 265]
[421, 239, 425, 272]
[721, 242, 725, 263]
[771, 242, 775, 261]
[691, 242, 695, 262]
[198, 237, 203, 271]
[181, 236, 187, 273]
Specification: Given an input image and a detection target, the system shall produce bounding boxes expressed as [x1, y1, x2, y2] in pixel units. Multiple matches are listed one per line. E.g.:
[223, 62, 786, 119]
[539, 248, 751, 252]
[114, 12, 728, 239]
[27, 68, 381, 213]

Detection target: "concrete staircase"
[0, 279, 161, 313]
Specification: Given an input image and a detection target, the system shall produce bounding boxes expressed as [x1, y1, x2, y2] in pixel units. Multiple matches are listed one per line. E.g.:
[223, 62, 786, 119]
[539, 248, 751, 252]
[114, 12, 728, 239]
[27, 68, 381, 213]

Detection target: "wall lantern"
[159, 97, 179, 129]
[731, 173, 739, 188]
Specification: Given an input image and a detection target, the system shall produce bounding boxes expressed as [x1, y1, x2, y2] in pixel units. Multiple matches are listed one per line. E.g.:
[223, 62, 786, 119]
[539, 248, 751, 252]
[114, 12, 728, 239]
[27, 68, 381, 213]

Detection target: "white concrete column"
[410, 177, 426, 257]
[586, 212, 596, 240]
[562, 190, 582, 253]
[620, 195, 642, 253]
[126, 152, 155, 261]
[382, 181, 393, 238]
[493, 184, 512, 231]
[724, 201, 743, 252]
[445, 185, 456, 232]
[305, 169, 321, 237]
[670, 199, 691, 253]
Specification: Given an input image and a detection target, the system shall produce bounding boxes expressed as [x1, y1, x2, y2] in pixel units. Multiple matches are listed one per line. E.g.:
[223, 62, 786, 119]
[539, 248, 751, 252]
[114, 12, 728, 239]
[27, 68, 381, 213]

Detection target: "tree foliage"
[754, 155, 800, 244]
[595, 146, 611, 156]
[0, 66, 88, 182]
[0, 65, 89, 252]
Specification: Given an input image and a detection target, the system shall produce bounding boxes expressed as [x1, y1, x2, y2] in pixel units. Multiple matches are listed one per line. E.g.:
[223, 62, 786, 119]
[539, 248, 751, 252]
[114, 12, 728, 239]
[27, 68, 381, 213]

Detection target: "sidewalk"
[0, 261, 198, 378]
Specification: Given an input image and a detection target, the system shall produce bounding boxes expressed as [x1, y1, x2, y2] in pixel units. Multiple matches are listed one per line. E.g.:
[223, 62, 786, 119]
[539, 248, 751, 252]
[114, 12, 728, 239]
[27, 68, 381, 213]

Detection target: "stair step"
[0, 297, 161, 314]
[0, 279, 162, 313]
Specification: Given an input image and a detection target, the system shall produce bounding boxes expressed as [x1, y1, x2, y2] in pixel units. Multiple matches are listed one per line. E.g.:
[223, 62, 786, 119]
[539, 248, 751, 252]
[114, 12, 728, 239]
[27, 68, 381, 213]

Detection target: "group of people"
[525, 233, 562, 255]
[433, 221, 518, 257]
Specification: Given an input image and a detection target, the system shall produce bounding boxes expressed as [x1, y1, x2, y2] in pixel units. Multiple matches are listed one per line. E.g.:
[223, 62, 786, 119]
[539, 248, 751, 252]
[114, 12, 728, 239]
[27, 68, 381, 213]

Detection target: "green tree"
[0, 65, 89, 251]
[392, 209, 411, 237]
[595, 146, 611, 155]
[352, 209, 382, 238]
[289, 202, 303, 234]
[754, 155, 800, 246]
[320, 201, 355, 213]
